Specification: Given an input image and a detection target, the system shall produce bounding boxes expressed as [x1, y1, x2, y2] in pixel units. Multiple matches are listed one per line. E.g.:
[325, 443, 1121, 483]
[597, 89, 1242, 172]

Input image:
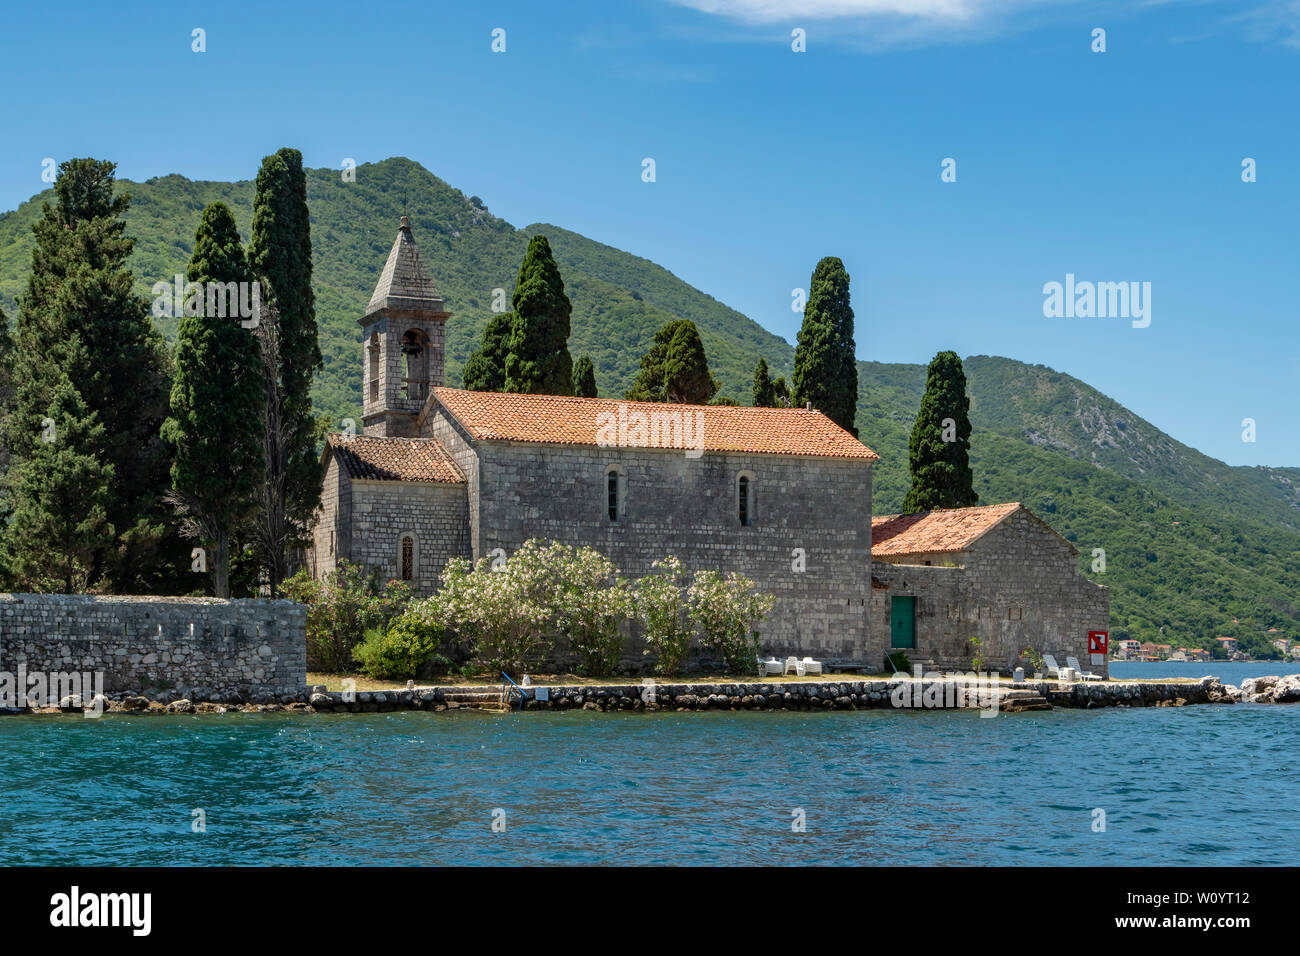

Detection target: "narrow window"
[401, 535, 414, 581]
[738, 476, 750, 526]
[329, 530, 335, 556]
[607, 470, 619, 522]
[368, 333, 380, 403]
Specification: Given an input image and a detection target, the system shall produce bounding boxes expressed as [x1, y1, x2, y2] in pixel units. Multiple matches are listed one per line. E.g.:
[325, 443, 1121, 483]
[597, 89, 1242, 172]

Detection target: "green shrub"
[283, 560, 414, 672]
[887, 650, 910, 672]
[353, 615, 448, 680]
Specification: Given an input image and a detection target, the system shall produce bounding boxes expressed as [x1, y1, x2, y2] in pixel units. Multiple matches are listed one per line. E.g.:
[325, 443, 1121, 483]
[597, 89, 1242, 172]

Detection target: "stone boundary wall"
[0, 594, 306, 703]
[306, 674, 1264, 713]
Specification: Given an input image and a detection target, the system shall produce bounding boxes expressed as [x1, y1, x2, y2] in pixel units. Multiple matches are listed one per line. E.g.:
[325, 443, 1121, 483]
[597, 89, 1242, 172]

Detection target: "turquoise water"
[1109, 661, 1300, 682]
[2, 701, 1296, 865]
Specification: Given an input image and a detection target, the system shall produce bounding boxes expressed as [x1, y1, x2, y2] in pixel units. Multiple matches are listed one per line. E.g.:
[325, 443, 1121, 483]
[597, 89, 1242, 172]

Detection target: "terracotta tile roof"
[427, 388, 878, 460]
[871, 502, 1023, 556]
[327, 434, 464, 483]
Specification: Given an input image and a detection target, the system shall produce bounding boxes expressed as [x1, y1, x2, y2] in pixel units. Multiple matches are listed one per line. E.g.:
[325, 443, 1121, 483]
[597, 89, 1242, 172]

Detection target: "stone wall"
[462, 436, 873, 661]
[346, 479, 470, 593]
[869, 508, 1109, 675]
[308, 455, 344, 581]
[0, 594, 306, 703]
[362, 311, 447, 437]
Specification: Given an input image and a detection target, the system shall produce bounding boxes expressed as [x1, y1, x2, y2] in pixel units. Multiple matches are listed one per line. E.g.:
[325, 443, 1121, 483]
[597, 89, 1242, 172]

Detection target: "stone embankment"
[6, 674, 1298, 716]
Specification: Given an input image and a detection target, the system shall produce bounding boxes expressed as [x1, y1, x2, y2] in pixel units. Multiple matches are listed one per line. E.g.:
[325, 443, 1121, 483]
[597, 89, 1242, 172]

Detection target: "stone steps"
[1000, 689, 1051, 712]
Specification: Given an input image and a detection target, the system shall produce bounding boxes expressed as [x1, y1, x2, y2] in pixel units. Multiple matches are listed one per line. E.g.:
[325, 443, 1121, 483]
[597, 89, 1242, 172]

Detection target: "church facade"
[306, 218, 1109, 672]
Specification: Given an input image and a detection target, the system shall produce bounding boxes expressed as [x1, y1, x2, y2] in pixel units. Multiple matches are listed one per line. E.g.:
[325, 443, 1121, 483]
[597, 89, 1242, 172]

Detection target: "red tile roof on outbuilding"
[871, 502, 1023, 556]
[327, 434, 464, 483]
[427, 387, 878, 460]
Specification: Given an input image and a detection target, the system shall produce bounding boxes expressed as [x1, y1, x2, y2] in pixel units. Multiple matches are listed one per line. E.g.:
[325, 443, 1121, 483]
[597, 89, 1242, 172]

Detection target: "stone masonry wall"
[347, 479, 470, 594]
[308, 455, 344, 580]
[464, 438, 873, 661]
[362, 312, 447, 437]
[869, 509, 1109, 675]
[0, 594, 306, 702]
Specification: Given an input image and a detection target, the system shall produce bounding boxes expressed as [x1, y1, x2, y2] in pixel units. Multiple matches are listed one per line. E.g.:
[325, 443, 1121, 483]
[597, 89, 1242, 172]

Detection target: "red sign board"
[1088, 630, 1108, 654]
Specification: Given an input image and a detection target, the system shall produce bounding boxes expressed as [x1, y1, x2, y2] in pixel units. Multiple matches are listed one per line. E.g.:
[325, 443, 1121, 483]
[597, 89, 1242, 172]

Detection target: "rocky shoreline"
[5, 673, 1299, 716]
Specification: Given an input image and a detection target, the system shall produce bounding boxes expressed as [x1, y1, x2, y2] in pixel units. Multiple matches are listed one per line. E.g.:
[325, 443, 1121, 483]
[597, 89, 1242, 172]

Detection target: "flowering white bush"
[423, 542, 778, 677]
[537, 541, 633, 675]
[687, 570, 777, 673]
[421, 550, 553, 674]
[636, 556, 693, 676]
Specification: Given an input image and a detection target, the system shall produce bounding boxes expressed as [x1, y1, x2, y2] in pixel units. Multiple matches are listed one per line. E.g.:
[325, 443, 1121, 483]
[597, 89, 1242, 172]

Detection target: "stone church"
[307, 217, 1108, 672]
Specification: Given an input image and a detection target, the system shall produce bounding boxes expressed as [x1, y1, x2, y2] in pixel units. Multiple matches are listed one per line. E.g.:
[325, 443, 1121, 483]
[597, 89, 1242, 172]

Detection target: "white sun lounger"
[1042, 654, 1062, 678]
[801, 656, 823, 676]
[1067, 655, 1104, 681]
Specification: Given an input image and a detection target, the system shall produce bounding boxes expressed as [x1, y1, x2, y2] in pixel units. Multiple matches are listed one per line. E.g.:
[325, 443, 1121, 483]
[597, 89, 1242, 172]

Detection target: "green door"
[890, 596, 916, 649]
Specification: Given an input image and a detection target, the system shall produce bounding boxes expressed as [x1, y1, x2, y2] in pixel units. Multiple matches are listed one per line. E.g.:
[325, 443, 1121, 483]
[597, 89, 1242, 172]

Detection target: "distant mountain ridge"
[0, 157, 1295, 651]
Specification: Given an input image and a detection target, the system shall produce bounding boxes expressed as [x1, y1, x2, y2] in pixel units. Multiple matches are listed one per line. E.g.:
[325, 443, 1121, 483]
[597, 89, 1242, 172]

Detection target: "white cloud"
[664, 0, 1049, 25]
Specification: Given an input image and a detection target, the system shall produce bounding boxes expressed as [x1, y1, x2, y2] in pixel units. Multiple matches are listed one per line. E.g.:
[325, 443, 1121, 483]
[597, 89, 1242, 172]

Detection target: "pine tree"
[663, 321, 715, 404]
[792, 256, 859, 435]
[5, 371, 115, 593]
[903, 350, 978, 513]
[503, 235, 574, 395]
[752, 357, 775, 407]
[249, 148, 324, 592]
[6, 158, 173, 592]
[161, 202, 267, 598]
[572, 355, 598, 397]
[462, 312, 510, 391]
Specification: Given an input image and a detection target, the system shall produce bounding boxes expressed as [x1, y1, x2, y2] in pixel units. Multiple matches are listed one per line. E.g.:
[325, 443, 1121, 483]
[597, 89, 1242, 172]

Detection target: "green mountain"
[1, 157, 1295, 653]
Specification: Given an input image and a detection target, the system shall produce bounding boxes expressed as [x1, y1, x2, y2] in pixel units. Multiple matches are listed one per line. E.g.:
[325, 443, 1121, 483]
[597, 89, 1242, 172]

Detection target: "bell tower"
[360, 216, 452, 436]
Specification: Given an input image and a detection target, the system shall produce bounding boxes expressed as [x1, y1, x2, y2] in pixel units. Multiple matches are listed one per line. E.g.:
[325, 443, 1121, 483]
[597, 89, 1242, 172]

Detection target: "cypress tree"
[0, 309, 13, 570]
[0, 308, 12, 472]
[626, 319, 717, 403]
[5, 370, 115, 593]
[161, 202, 267, 598]
[625, 321, 679, 402]
[663, 321, 715, 404]
[462, 313, 510, 391]
[752, 357, 775, 407]
[503, 235, 574, 395]
[772, 376, 791, 408]
[6, 158, 173, 592]
[572, 355, 598, 398]
[792, 256, 859, 435]
[903, 350, 978, 513]
[249, 148, 323, 591]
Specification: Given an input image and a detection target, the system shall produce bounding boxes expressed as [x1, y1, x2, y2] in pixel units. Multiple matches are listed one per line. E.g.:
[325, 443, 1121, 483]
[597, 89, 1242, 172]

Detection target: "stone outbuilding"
[869, 502, 1109, 676]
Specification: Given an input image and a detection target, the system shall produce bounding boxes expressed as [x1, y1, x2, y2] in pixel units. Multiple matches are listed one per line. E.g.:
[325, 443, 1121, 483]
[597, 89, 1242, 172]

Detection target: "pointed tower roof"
[362, 216, 447, 321]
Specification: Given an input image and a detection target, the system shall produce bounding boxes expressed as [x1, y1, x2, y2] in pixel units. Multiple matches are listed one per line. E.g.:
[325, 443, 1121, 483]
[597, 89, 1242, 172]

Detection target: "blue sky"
[1, 0, 1296, 467]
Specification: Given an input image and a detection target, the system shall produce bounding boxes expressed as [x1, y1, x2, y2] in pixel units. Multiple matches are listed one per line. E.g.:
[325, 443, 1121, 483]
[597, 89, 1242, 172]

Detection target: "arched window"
[736, 471, 755, 526]
[606, 465, 624, 522]
[368, 333, 380, 403]
[400, 534, 415, 581]
[401, 329, 427, 402]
